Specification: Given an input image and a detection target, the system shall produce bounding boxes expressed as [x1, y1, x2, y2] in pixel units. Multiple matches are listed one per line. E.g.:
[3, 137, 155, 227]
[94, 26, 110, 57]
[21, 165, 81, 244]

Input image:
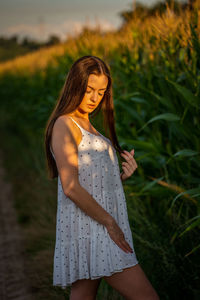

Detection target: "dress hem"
[53, 260, 139, 289]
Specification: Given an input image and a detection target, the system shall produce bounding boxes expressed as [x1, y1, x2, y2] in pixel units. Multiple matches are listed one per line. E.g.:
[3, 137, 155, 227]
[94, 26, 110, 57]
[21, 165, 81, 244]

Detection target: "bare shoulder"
[52, 114, 81, 144]
[53, 115, 75, 133]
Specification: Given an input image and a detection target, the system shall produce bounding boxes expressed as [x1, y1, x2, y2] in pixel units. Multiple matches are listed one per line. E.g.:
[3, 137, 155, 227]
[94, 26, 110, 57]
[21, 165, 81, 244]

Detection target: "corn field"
[0, 1, 199, 299]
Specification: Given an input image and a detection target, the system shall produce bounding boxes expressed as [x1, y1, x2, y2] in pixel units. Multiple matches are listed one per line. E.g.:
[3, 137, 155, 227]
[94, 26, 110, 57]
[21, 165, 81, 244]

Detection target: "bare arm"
[67, 184, 114, 227]
[51, 116, 114, 227]
[51, 116, 133, 254]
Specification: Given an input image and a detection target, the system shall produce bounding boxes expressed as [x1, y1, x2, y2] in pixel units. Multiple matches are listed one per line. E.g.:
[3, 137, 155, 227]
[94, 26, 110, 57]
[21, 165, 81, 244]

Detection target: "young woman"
[44, 55, 159, 300]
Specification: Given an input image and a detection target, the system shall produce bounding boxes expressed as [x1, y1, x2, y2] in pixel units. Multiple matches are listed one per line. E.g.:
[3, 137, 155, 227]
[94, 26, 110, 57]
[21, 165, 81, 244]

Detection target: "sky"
[0, 0, 187, 42]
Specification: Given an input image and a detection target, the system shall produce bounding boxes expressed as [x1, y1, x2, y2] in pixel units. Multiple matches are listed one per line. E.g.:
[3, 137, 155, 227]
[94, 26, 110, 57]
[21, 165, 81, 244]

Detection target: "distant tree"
[21, 36, 30, 47]
[9, 35, 18, 44]
[45, 35, 61, 46]
[0, 32, 62, 63]
[0, 35, 19, 47]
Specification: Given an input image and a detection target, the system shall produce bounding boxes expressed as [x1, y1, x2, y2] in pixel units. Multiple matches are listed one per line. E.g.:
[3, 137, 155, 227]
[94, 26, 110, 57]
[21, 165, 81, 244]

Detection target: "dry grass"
[0, 4, 199, 75]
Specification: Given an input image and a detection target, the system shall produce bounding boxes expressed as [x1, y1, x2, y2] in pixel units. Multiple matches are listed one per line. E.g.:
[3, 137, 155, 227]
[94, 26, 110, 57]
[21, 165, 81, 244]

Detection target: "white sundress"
[51, 116, 139, 289]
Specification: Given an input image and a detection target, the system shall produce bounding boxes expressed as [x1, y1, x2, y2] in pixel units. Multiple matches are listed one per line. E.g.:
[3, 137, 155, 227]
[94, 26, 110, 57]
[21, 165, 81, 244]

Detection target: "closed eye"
[86, 90, 103, 96]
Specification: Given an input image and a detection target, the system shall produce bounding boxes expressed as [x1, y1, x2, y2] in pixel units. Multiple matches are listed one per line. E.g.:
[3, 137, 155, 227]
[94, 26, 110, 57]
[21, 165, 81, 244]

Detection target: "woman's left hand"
[120, 149, 138, 181]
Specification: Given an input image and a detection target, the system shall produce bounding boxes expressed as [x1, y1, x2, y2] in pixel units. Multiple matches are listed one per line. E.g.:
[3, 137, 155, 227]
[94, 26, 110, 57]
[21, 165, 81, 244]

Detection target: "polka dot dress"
[51, 116, 139, 289]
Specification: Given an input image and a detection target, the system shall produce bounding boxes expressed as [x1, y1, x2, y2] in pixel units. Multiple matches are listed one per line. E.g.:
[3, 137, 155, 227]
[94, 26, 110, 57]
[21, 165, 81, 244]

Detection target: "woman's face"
[79, 73, 108, 113]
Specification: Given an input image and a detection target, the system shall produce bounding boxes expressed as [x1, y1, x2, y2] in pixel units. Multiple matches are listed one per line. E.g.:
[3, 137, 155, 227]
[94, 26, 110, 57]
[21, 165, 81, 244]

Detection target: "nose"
[90, 90, 98, 103]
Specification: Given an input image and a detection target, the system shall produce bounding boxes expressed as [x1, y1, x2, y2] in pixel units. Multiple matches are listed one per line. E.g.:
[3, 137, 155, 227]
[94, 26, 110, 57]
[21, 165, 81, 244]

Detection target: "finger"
[112, 232, 130, 253]
[123, 240, 133, 252]
[122, 150, 134, 159]
[121, 165, 130, 176]
[120, 240, 133, 253]
[123, 162, 137, 173]
[120, 151, 131, 160]
[121, 153, 136, 169]
[129, 157, 138, 169]
[121, 156, 135, 170]
[121, 166, 132, 177]
[122, 162, 132, 172]
[125, 157, 138, 170]
[132, 157, 138, 168]
[122, 163, 133, 175]
[118, 241, 131, 253]
[112, 237, 127, 253]
[121, 236, 133, 250]
[122, 150, 138, 168]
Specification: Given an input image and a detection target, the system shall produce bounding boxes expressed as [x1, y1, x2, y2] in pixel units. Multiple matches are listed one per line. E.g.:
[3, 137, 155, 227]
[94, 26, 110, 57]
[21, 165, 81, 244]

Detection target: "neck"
[70, 108, 90, 121]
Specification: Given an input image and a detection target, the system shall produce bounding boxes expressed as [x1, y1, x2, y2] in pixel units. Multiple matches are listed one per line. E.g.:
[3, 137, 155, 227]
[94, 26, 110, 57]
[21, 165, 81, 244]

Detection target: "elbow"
[64, 181, 80, 198]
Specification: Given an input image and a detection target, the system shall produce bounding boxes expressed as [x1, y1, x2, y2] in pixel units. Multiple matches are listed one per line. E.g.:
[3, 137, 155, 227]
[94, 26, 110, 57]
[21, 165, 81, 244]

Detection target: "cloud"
[3, 18, 115, 42]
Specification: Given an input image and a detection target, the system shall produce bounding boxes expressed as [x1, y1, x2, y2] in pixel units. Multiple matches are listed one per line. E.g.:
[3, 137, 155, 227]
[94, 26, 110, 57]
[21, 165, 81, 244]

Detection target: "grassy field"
[0, 2, 199, 299]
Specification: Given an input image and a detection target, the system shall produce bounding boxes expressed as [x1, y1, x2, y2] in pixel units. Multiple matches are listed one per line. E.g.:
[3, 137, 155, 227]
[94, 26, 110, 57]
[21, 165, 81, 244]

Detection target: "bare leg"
[70, 277, 102, 300]
[103, 263, 160, 300]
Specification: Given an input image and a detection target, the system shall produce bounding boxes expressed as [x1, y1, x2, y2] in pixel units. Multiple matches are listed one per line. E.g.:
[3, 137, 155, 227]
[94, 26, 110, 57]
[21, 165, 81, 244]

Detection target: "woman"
[44, 55, 159, 300]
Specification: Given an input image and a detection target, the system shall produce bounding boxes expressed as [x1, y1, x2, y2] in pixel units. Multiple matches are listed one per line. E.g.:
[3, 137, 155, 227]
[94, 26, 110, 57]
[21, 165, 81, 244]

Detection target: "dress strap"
[50, 146, 55, 159]
[68, 116, 84, 132]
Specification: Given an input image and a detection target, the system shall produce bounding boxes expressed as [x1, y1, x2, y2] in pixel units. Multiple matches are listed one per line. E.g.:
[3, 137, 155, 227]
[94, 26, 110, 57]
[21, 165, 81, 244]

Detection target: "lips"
[88, 104, 95, 108]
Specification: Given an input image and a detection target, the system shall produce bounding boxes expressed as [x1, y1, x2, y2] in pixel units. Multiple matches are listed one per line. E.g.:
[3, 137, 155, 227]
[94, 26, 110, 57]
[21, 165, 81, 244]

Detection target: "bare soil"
[0, 150, 33, 300]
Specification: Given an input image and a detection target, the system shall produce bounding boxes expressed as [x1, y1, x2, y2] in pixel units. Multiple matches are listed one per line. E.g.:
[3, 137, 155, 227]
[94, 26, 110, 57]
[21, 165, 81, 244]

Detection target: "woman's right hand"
[106, 219, 133, 254]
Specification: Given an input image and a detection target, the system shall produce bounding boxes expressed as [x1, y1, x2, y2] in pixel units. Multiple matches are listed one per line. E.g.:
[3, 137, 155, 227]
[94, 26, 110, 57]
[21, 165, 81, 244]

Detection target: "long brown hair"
[44, 55, 123, 179]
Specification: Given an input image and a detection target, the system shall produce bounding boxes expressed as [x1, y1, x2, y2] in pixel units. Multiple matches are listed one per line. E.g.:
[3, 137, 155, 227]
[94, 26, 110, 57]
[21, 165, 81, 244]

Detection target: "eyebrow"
[87, 85, 107, 91]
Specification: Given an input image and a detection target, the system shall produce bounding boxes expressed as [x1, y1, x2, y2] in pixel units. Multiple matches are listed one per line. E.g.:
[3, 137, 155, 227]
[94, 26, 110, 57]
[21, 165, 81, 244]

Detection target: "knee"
[70, 289, 97, 300]
[70, 294, 96, 300]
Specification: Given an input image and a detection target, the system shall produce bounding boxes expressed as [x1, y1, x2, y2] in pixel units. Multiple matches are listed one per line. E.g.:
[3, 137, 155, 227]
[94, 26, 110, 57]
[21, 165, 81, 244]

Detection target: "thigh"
[103, 263, 160, 300]
[70, 277, 102, 300]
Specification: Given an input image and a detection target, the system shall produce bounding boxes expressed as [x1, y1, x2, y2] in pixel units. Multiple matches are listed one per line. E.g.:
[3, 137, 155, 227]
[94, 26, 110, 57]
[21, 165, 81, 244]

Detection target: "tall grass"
[0, 2, 199, 299]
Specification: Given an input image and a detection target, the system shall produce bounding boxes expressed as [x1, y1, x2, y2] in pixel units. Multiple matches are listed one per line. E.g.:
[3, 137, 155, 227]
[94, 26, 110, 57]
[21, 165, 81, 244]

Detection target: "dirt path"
[0, 150, 33, 300]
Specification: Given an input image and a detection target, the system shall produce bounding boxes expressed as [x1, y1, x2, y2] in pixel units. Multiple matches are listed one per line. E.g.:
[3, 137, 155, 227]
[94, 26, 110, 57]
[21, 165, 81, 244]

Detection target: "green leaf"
[130, 97, 148, 104]
[117, 92, 140, 100]
[120, 139, 157, 151]
[184, 244, 200, 257]
[140, 177, 164, 193]
[179, 218, 200, 237]
[147, 113, 180, 123]
[138, 113, 180, 133]
[139, 87, 173, 109]
[173, 149, 199, 157]
[166, 79, 199, 109]
[170, 187, 200, 209]
[115, 100, 143, 122]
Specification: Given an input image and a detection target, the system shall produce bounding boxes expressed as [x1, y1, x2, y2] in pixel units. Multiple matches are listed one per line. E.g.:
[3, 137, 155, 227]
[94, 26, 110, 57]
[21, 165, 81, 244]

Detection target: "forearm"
[66, 183, 114, 228]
